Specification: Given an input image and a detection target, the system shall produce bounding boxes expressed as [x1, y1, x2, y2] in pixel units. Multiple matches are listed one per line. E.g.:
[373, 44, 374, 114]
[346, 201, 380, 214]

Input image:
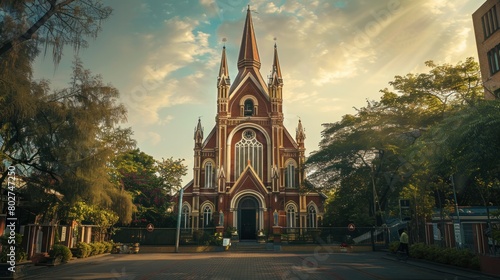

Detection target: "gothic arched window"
[204, 161, 214, 188]
[286, 204, 297, 228]
[244, 99, 254, 116]
[182, 205, 190, 229]
[203, 205, 212, 227]
[307, 205, 317, 228]
[235, 129, 263, 179]
[285, 162, 297, 188]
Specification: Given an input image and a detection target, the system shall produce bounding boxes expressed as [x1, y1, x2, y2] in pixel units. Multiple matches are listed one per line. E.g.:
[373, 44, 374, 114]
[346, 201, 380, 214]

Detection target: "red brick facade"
[179, 8, 325, 239]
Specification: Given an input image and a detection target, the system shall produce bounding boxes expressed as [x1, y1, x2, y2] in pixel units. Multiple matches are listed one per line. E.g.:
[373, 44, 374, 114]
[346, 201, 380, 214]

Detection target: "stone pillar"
[273, 226, 282, 243]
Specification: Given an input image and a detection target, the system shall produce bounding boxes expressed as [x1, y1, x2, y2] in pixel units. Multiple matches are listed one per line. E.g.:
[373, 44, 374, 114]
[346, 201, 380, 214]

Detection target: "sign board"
[222, 238, 231, 247]
[146, 223, 154, 232]
[61, 226, 67, 242]
[347, 223, 356, 231]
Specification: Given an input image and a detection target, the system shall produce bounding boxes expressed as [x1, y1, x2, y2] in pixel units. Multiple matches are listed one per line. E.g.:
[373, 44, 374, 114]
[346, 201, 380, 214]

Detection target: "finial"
[222, 37, 227, 48]
[247, 5, 250, 11]
[274, 37, 277, 48]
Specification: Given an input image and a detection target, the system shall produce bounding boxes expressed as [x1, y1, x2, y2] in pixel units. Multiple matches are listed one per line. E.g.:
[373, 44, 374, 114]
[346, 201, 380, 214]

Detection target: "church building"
[180, 7, 325, 240]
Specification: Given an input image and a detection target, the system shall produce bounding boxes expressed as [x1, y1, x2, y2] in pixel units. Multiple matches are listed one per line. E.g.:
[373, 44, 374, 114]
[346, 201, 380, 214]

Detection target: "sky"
[33, 0, 482, 184]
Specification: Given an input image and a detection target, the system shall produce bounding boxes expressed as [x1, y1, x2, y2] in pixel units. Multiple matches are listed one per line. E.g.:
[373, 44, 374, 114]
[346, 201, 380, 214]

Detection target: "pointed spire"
[194, 118, 204, 145]
[218, 45, 230, 85]
[269, 42, 283, 86]
[237, 6, 261, 69]
[272, 43, 282, 79]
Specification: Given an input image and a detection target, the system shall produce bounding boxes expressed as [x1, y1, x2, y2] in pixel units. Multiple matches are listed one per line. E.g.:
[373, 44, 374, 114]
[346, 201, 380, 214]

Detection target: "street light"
[175, 186, 184, 253]
[450, 175, 463, 248]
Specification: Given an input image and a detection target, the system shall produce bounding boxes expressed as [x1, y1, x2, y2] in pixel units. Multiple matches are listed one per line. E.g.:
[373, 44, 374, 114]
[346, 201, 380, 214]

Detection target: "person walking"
[399, 229, 409, 257]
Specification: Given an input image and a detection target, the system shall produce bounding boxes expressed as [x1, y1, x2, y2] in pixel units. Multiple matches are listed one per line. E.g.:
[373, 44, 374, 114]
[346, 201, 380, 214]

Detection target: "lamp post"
[450, 175, 463, 248]
[175, 187, 184, 253]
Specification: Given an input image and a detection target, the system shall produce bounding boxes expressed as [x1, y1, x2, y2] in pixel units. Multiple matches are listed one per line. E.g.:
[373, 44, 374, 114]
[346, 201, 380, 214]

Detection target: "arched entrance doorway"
[238, 196, 258, 240]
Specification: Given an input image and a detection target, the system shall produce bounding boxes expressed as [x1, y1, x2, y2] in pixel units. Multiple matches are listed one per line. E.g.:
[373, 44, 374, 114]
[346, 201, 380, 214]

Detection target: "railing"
[112, 226, 390, 248]
[112, 227, 216, 245]
[279, 227, 387, 246]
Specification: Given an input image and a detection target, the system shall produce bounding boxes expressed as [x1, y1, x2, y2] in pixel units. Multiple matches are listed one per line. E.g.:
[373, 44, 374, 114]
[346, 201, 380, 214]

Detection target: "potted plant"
[257, 229, 266, 243]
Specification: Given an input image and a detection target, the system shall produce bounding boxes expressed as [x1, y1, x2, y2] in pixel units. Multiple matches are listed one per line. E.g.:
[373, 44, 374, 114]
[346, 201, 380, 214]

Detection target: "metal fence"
[111, 227, 217, 245]
[279, 227, 390, 248]
[112, 226, 392, 248]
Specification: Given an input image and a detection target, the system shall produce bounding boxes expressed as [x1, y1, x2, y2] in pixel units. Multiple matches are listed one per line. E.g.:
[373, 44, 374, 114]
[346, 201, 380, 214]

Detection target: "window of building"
[235, 129, 263, 179]
[307, 205, 317, 228]
[182, 205, 190, 229]
[284, 162, 297, 188]
[204, 162, 214, 188]
[244, 99, 254, 116]
[286, 204, 297, 228]
[487, 43, 500, 75]
[203, 205, 212, 227]
[482, 6, 499, 39]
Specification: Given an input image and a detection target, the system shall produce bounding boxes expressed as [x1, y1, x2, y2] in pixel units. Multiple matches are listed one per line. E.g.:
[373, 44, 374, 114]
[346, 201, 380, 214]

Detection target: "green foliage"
[193, 230, 213, 246]
[74, 242, 91, 258]
[0, 233, 26, 262]
[88, 242, 107, 255]
[389, 241, 400, 253]
[306, 58, 494, 232]
[111, 149, 187, 227]
[1, 56, 137, 225]
[74, 241, 112, 257]
[212, 232, 223, 246]
[49, 244, 72, 263]
[0, 0, 112, 65]
[224, 227, 237, 238]
[67, 202, 119, 241]
[418, 99, 500, 206]
[102, 241, 114, 253]
[409, 243, 479, 270]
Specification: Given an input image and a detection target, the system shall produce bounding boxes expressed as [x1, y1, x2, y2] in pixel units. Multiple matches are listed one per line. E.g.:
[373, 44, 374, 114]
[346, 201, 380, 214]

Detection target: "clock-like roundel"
[243, 129, 255, 140]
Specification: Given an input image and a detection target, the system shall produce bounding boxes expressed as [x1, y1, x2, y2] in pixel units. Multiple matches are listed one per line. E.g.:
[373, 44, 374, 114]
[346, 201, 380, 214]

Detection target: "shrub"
[88, 243, 98, 256]
[210, 232, 223, 246]
[49, 244, 72, 263]
[389, 241, 400, 253]
[409, 243, 426, 259]
[408, 243, 479, 270]
[74, 242, 91, 258]
[102, 241, 114, 253]
[0, 233, 27, 262]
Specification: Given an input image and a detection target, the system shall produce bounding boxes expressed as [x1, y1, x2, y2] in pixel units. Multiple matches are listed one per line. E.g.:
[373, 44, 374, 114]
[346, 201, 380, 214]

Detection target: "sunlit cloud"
[32, 0, 481, 183]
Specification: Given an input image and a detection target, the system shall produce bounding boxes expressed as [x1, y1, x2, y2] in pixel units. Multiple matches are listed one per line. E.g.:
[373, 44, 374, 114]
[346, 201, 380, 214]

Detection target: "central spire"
[237, 6, 261, 69]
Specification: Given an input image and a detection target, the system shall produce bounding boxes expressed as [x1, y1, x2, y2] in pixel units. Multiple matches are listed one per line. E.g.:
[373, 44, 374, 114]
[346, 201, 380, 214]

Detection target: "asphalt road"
[19, 251, 499, 280]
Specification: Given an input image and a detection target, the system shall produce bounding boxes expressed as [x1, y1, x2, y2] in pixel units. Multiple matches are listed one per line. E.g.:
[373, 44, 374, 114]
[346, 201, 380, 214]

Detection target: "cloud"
[108, 0, 479, 129]
[134, 131, 162, 147]
[120, 16, 219, 126]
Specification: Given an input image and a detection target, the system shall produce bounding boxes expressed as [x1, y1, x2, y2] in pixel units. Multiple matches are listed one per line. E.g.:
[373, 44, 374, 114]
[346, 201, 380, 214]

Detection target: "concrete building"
[473, 0, 500, 99]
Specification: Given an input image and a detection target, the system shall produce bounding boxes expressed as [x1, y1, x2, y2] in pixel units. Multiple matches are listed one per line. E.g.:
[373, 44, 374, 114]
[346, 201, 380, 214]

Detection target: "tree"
[67, 201, 119, 241]
[111, 149, 187, 227]
[307, 58, 483, 228]
[0, 0, 112, 64]
[1, 57, 136, 224]
[419, 99, 500, 207]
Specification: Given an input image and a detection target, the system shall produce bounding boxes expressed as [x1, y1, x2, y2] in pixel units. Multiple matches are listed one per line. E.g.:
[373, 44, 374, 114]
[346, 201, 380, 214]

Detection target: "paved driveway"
[21, 251, 497, 280]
